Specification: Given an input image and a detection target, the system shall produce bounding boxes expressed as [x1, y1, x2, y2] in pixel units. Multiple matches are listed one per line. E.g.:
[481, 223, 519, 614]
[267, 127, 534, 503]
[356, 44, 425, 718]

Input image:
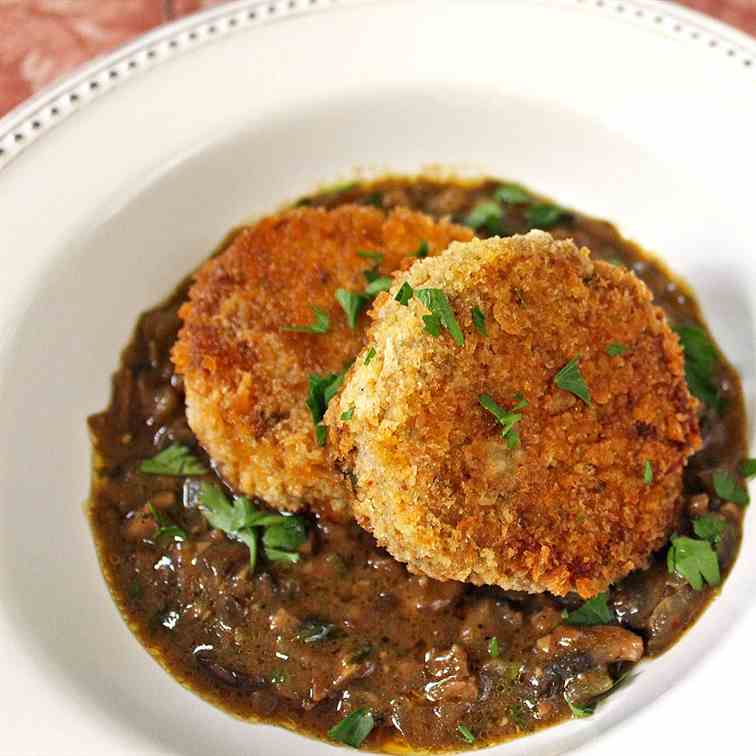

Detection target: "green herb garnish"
[198, 483, 306, 570]
[336, 288, 369, 329]
[323, 180, 356, 195]
[464, 201, 505, 235]
[414, 240, 430, 258]
[148, 503, 186, 542]
[488, 636, 500, 657]
[328, 708, 375, 748]
[140, 443, 208, 476]
[283, 305, 330, 334]
[713, 469, 750, 507]
[564, 672, 633, 719]
[693, 515, 727, 545]
[554, 357, 591, 406]
[457, 725, 476, 744]
[364, 275, 392, 296]
[606, 342, 627, 357]
[479, 393, 525, 449]
[422, 314, 442, 337]
[525, 202, 569, 229]
[415, 288, 464, 346]
[341, 406, 355, 422]
[667, 535, 720, 590]
[508, 703, 528, 731]
[357, 250, 384, 263]
[395, 281, 414, 306]
[563, 592, 612, 626]
[643, 460, 653, 485]
[306, 371, 345, 446]
[739, 458, 756, 478]
[472, 306, 487, 335]
[673, 325, 723, 412]
[364, 347, 377, 366]
[494, 183, 530, 204]
[566, 699, 594, 718]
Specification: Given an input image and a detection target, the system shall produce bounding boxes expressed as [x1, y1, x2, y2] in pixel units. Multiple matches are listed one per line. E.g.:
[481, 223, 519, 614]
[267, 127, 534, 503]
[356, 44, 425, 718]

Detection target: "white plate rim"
[0, 0, 755, 172]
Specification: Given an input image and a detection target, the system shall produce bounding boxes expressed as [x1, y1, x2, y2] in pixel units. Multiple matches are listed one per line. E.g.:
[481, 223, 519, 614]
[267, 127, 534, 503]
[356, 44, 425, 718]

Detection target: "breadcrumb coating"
[327, 232, 701, 595]
[171, 205, 472, 516]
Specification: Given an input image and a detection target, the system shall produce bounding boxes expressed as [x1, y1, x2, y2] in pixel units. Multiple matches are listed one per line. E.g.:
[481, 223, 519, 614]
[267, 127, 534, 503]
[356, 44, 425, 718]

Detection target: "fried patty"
[327, 232, 701, 595]
[172, 205, 472, 516]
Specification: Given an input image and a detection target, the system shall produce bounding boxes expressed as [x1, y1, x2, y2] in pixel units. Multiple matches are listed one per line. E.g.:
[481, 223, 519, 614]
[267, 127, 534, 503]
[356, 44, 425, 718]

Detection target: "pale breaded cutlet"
[327, 231, 701, 596]
[171, 205, 472, 517]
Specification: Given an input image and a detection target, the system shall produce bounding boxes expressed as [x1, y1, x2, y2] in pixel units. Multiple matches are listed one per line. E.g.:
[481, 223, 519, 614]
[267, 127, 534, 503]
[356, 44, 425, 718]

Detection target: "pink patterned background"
[1, 0, 754, 118]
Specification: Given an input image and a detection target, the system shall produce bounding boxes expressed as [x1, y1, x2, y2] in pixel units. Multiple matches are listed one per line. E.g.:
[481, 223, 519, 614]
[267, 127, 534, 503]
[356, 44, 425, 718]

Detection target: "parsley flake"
[395, 281, 414, 306]
[554, 357, 591, 406]
[472, 306, 487, 335]
[140, 443, 208, 476]
[713, 469, 750, 507]
[566, 699, 594, 718]
[667, 535, 720, 590]
[283, 305, 330, 334]
[464, 201, 505, 235]
[341, 406, 355, 422]
[457, 725, 476, 744]
[415, 288, 464, 346]
[693, 514, 727, 545]
[328, 708, 375, 748]
[643, 460, 653, 485]
[198, 483, 306, 570]
[606, 342, 627, 357]
[364, 275, 392, 297]
[564, 672, 633, 719]
[479, 393, 524, 448]
[364, 347, 377, 366]
[494, 183, 530, 204]
[414, 240, 430, 258]
[488, 636, 500, 657]
[563, 592, 612, 626]
[336, 288, 369, 329]
[739, 458, 756, 478]
[673, 325, 723, 412]
[423, 313, 442, 337]
[525, 203, 570, 229]
[306, 371, 345, 446]
[357, 250, 384, 263]
[148, 503, 186, 543]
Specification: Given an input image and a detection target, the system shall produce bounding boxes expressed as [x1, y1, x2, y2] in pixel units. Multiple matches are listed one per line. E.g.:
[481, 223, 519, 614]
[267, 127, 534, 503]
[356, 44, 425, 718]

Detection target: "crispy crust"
[327, 232, 701, 595]
[171, 205, 472, 516]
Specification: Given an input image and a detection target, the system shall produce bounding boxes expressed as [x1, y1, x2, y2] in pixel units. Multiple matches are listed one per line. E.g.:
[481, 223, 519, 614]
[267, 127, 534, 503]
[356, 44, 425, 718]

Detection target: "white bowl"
[0, 1, 754, 754]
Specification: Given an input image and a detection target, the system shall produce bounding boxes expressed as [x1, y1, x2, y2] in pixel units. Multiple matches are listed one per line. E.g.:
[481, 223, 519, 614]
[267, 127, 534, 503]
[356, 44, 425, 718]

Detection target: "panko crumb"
[327, 232, 701, 596]
[171, 205, 472, 516]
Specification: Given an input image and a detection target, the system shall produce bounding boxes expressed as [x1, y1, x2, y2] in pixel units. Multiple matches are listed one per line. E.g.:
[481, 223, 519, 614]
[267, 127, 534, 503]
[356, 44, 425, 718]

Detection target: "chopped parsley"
[415, 288, 464, 346]
[357, 250, 384, 263]
[283, 305, 330, 334]
[563, 592, 612, 626]
[566, 699, 594, 719]
[554, 357, 591, 406]
[488, 636, 500, 657]
[414, 240, 430, 258]
[713, 469, 750, 507]
[306, 371, 345, 446]
[336, 288, 369, 329]
[508, 703, 528, 731]
[198, 483, 306, 570]
[364, 347, 377, 366]
[464, 201, 505, 235]
[341, 406, 355, 422]
[643, 460, 653, 485]
[673, 325, 723, 412]
[422, 314, 442, 337]
[148, 503, 186, 542]
[364, 275, 392, 296]
[739, 458, 756, 478]
[693, 514, 727, 545]
[479, 393, 526, 449]
[327, 708, 375, 748]
[395, 281, 414, 306]
[457, 725, 476, 744]
[525, 202, 569, 230]
[606, 342, 627, 357]
[494, 183, 530, 204]
[140, 443, 208, 476]
[667, 535, 720, 590]
[471, 306, 487, 335]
